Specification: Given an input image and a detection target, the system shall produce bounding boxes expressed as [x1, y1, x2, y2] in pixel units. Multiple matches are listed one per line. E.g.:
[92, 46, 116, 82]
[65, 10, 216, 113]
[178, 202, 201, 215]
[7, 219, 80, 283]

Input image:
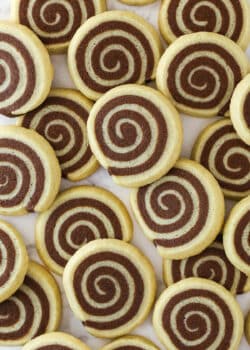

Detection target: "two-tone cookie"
[153, 278, 244, 350]
[0, 22, 53, 116]
[87, 84, 182, 187]
[101, 335, 159, 350]
[230, 74, 250, 145]
[163, 240, 250, 294]
[68, 11, 162, 101]
[36, 186, 133, 275]
[131, 159, 225, 259]
[0, 220, 28, 302]
[223, 196, 250, 276]
[23, 332, 90, 350]
[156, 32, 249, 117]
[159, 0, 250, 49]
[63, 239, 156, 338]
[192, 119, 250, 199]
[12, 0, 106, 53]
[0, 261, 61, 345]
[0, 126, 61, 215]
[18, 89, 99, 181]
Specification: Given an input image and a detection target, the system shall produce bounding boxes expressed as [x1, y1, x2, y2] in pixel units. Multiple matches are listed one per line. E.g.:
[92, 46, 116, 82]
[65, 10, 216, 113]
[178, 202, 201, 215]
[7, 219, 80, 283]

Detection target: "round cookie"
[223, 196, 250, 276]
[17, 89, 99, 182]
[163, 240, 250, 294]
[36, 185, 133, 275]
[159, 0, 250, 49]
[12, 0, 106, 53]
[68, 11, 162, 101]
[156, 32, 249, 118]
[192, 119, 250, 199]
[0, 220, 28, 302]
[87, 84, 182, 187]
[63, 239, 156, 338]
[153, 278, 244, 350]
[0, 22, 53, 117]
[230, 74, 250, 145]
[130, 159, 225, 259]
[245, 311, 250, 344]
[101, 335, 160, 350]
[0, 126, 61, 215]
[0, 261, 61, 345]
[23, 332, 91, 350]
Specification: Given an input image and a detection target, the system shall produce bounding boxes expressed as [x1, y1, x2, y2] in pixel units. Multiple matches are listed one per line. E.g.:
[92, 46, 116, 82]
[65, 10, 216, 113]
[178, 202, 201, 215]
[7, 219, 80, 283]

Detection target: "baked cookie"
[23, 332, 91, 350]
[223, 196, 250, 276]
[87, 84, 182, 187]
[0, 22, 53, 117]
[17, 89, 99, 182]
[163, 240, 250, 294]
[230, 74, 250, 145]
[0, 126, 61, 215]
[68, 11, 162, 101]
[153, 278, 244, 350]
[101, 335, 159, 350]
[0, 261, 61, 345]
[63, 239, 156, 338]
[192, 119, 250, 199]
[0, 220, 28, 302]
[12, 0, 106, 53]
[36, 186, 133, 275]
[245, 311, 250, 344]
[156, 32, 249, 118]
[159, 0, 250, 49]
[131, 159, 225, 259]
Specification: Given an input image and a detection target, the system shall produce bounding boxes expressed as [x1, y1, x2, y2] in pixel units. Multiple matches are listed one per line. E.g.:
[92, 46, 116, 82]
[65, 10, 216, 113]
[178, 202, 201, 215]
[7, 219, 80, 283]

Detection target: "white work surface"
[0, 0, 249, 349]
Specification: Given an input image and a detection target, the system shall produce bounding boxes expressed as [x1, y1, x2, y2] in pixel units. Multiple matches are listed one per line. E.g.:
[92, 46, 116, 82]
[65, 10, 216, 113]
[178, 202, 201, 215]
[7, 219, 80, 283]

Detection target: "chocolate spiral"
[234, 210, 250, 266]
[0, 228, 16, 288]
[243, 92, 250, 128]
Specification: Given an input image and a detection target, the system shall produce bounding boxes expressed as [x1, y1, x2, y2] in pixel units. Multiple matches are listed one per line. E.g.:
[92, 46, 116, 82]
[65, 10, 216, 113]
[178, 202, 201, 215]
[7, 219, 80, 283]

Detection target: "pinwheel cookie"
[18, 89, 98, 181]
[0, 261, 61, 345]
[12, 0, 106, 53]
[159, 0, 250, 49]
[68, 11, 162, 101]
[0, 126, 61, 215]
[153, 278, 244, 350]
[230, 74, 250, 145]
[131, 159, 225, 259]
[87, 85, 182, 187]
[163, 240, 250, 294]
[0, 22, 53, 117]
[0, 220, 28, 302]
[101, 335, 160, 350]
[156, 32, 249, 118]
[63, 239, 156, 338]
[36, 186, 133, 275]
[23, 332, 90, 350]
[192, 119, 250, 199]
[223, 196, 250, 276]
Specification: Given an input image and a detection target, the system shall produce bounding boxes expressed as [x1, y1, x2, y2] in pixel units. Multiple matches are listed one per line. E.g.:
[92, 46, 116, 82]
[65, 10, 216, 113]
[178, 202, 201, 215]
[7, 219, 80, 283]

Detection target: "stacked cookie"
[0, 0, 249, 349]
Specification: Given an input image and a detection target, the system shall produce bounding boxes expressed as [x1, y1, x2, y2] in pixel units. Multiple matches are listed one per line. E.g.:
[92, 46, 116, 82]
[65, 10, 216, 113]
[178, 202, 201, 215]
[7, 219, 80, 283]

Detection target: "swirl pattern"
[63, 239, 156, 338]
[192, 119, 250, 199]
[153, 279, 244, 350]
[19, 89, 98, 181]
[68, 11, 162, 100]
[0, 22, 52, 116]
[0, 262, 61, 345]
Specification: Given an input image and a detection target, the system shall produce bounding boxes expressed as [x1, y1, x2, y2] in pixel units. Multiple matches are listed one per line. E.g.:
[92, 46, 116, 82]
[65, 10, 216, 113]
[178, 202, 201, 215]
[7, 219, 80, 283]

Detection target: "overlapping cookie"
[18, 89, 98, 181]
[0, 22, 53, 116]
[156, 32, 249, 117]
[153, 278, 244, 350]
[36, 186, 133, 275]
[131, 159, 225, 259]
[192, 119, 250, 199]
[63, 239, 156, 338]
[101, 335, 159, 350]
[0, 126, 61, 215]
[68, 11, 162, 100]
[87, 85, 182, 187]
[12, 0, 106, 53]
